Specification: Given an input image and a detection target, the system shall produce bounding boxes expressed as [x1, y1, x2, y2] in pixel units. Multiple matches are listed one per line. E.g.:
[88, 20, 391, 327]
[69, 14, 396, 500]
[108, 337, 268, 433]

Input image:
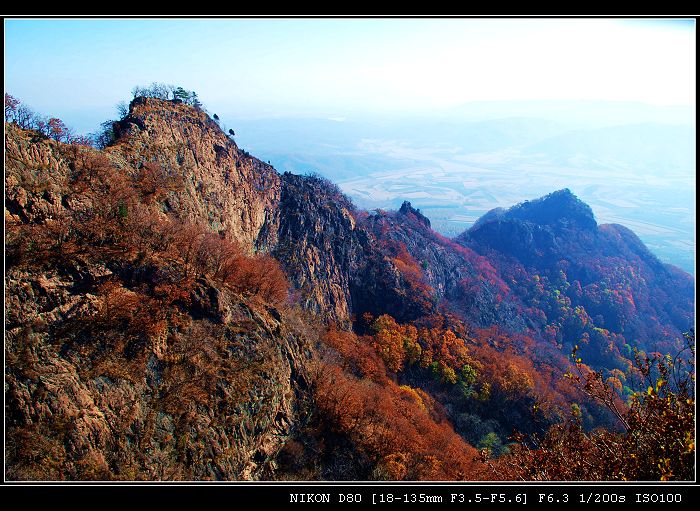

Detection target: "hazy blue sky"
[4, 18, 696, 132]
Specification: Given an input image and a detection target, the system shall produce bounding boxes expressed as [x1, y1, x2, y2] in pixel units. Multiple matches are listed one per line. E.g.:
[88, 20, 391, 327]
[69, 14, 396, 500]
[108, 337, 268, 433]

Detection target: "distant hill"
[458, 189, 694, 367]
[446, 100, 694, 127]
[524, 122, 695, 172]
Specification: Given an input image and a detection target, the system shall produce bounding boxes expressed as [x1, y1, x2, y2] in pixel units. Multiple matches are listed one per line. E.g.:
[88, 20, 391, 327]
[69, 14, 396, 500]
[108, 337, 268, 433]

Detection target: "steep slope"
[274, 176, 456, 327]
[6, 270, 311, 480]
[273, 173, 365, 326]
[103, 99, 401, 326]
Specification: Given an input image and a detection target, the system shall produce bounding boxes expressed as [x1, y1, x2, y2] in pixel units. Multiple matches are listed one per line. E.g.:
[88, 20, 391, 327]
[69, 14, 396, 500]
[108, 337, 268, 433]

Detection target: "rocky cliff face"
[6, 98, 282, 252]
[5, 123, 75, 225]
[5, 268, 311, 480]
[359, 205, 526, 330]
[274, 173, 365, 326]
[106, 100, 396, 327]
[273, 175, 436, 327]
[110, 97, 282, 251]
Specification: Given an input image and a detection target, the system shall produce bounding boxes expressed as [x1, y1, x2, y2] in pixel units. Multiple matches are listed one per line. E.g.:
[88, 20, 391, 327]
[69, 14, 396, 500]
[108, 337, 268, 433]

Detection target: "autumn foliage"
[487, 331, 695, 481]
[385, 240, 435, 312]
[310, 326, 487, 480]
[5, 94, 78, 143]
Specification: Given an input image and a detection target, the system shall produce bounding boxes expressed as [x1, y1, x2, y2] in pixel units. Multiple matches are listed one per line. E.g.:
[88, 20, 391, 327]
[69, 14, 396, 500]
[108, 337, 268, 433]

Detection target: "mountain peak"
[398, 201, 431, 228]
[506, 188, 597, 230]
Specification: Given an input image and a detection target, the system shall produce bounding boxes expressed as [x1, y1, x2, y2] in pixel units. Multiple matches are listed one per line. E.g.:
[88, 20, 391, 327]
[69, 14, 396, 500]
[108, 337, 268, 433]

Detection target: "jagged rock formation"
[274, 173, 366, 326]
[359, 207, 526, 330]
[398, 200, 431, 228]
